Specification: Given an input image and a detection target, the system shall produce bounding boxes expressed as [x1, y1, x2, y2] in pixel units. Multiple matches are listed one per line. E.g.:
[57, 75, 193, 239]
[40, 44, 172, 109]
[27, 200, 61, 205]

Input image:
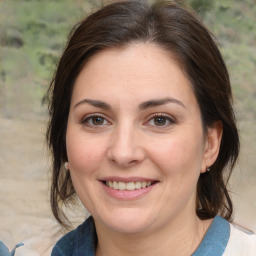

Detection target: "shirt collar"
[75, 215, 230, 256]
[192, 216, 230, 256]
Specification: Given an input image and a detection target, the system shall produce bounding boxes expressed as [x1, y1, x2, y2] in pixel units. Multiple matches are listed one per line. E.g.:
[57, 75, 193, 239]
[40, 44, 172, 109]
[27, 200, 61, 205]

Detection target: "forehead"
[71, 43, 196, 108]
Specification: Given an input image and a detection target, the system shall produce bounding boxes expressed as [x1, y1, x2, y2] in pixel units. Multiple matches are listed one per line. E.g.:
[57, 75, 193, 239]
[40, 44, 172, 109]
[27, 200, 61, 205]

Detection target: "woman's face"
[66, 43, 220, 235]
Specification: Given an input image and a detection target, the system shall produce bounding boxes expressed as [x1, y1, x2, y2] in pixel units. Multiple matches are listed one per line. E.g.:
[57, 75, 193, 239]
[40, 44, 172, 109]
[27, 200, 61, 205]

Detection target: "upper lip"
[99, 176, 158, 183]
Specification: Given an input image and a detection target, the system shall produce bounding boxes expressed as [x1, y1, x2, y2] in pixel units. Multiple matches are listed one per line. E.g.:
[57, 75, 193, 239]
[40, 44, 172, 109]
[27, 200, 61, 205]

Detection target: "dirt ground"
[0, 115, 255, 255]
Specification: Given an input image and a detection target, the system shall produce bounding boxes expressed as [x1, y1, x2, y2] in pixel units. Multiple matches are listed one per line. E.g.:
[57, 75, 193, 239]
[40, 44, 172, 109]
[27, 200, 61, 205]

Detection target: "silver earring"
[64, 162, 69, 170]
[206, 167, 210, 172]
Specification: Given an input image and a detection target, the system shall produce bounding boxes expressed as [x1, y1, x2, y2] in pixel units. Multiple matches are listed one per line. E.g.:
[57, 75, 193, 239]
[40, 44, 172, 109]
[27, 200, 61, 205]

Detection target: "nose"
[107, 123, 146, 168]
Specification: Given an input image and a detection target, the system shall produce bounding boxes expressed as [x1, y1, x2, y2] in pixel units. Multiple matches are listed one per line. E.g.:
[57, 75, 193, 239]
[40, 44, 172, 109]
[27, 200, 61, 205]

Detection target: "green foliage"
[0, 0, 92, 118]
[187, 0, 215, 17]
[0, 0, 255, 121]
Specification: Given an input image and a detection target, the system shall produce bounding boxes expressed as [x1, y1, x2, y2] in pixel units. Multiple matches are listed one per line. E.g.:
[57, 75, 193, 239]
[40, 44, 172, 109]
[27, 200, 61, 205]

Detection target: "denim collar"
[52, 215, 230, 256]
[192, 215, 230, 256]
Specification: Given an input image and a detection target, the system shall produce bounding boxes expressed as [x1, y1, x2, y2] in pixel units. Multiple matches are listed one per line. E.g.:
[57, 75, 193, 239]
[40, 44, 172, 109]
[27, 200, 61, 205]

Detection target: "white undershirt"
[223, 223, 256, 256]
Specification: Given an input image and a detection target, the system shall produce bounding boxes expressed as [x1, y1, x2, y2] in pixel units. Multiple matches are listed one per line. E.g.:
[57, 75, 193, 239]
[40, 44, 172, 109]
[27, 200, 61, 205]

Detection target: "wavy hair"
[46, 0, 239, 228]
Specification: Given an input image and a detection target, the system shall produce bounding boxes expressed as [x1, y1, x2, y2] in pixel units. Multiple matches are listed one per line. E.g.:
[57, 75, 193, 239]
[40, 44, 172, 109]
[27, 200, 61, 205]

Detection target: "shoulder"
[51, 216, 96, 256]
[223, 222, 256, 256]
[0, 241, 24, 256]
[0, 240, 11, 256]
[51, 229, 76, 256]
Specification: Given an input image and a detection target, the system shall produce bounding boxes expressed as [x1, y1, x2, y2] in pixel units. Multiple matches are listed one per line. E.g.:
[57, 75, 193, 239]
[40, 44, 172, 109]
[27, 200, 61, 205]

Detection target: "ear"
[201, 121, 223, 173]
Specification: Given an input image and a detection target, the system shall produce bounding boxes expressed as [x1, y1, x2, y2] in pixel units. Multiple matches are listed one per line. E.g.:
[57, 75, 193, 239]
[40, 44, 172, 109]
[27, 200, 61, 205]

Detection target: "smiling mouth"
[103, 181, 157, 191]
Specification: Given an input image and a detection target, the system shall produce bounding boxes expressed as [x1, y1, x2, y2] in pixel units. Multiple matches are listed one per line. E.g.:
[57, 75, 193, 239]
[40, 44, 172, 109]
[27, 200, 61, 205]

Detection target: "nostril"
[129, 160, 137, 164]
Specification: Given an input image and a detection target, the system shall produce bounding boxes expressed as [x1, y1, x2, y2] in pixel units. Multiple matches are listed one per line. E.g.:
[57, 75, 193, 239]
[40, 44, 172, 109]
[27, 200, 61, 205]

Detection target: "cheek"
[147, 131, 204, 176]
[66, 130, 106, 176]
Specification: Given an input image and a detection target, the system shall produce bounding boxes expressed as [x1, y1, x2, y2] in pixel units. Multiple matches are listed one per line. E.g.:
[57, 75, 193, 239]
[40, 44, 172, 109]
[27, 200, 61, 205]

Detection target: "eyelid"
[144, 113, 176, 127]
[80, 113, 112, 126]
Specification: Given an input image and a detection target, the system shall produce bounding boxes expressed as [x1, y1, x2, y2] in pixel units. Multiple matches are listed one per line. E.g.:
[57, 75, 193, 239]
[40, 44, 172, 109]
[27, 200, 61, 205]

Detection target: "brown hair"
[46, 0, 239, 228]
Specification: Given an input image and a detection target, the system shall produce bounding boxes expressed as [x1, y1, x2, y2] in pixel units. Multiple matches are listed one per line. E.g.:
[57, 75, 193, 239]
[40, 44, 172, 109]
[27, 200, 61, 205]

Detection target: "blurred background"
[0, 0, 255, 254]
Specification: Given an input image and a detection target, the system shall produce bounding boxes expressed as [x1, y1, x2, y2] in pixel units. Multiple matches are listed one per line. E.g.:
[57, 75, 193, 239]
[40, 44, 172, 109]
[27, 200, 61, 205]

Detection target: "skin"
[66, 43, 223, 256]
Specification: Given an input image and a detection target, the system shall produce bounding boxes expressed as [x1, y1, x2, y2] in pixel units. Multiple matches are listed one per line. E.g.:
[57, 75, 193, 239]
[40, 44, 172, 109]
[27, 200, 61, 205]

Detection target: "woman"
[46, 0, 256, 255]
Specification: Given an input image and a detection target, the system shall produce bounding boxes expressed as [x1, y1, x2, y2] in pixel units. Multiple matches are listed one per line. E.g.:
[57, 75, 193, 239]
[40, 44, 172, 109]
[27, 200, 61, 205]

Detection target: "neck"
[95, 213, 212, 256]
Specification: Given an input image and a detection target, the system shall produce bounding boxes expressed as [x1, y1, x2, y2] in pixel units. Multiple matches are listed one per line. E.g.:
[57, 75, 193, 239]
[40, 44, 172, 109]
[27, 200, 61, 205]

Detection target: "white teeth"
[105, 181, 153, 191]
[118, 182, 126, 190]
[135, 181, 142, 189]
[113, 181, 118, 189]
[141, 181, 147, 188]
[126, 182, 135, 191]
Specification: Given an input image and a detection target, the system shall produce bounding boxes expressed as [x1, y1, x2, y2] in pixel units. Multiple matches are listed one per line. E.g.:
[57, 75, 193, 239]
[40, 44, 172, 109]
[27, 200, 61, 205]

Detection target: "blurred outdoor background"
[0, 0, 255, 254]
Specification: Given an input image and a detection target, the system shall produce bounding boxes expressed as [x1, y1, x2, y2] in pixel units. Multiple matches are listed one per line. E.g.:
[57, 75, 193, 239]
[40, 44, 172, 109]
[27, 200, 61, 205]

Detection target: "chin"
[95, 209, 156, 234]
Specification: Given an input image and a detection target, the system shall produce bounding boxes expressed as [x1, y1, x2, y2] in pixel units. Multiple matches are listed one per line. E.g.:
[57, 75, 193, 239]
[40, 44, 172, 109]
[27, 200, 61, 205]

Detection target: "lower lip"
[101, 182, 156, 200]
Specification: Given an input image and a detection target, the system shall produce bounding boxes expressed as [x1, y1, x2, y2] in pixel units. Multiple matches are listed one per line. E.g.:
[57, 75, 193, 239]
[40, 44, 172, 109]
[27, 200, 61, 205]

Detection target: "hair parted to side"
[46, 0, 239, 229]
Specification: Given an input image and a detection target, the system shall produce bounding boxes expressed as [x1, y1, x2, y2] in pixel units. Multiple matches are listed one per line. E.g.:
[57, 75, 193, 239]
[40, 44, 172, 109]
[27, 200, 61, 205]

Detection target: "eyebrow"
[73, 99, 111, 110]
[138, 97, 186, 110]
[73, 97, 186, 111]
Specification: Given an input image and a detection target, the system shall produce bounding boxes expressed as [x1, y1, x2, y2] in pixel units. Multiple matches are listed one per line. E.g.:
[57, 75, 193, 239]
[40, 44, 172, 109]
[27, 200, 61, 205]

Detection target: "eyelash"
[80, 114, 111, 127]
[80, 113, 175, 128]
[146, 113, 175, 128]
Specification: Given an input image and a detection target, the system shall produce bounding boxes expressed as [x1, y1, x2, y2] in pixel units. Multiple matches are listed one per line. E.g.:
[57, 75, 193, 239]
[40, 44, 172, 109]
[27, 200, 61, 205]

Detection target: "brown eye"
[81, 114, 110, 127]
[92, 116, 104, 125]
[146, 114, 175, 128]
[154, 116, 167, 126]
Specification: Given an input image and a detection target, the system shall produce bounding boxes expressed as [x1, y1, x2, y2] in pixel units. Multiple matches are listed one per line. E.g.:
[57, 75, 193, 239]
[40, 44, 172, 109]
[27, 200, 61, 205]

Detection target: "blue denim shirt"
[51, 216, 97, 256]
[0, 242, 24, 256]
[51, 215, 230, 256]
